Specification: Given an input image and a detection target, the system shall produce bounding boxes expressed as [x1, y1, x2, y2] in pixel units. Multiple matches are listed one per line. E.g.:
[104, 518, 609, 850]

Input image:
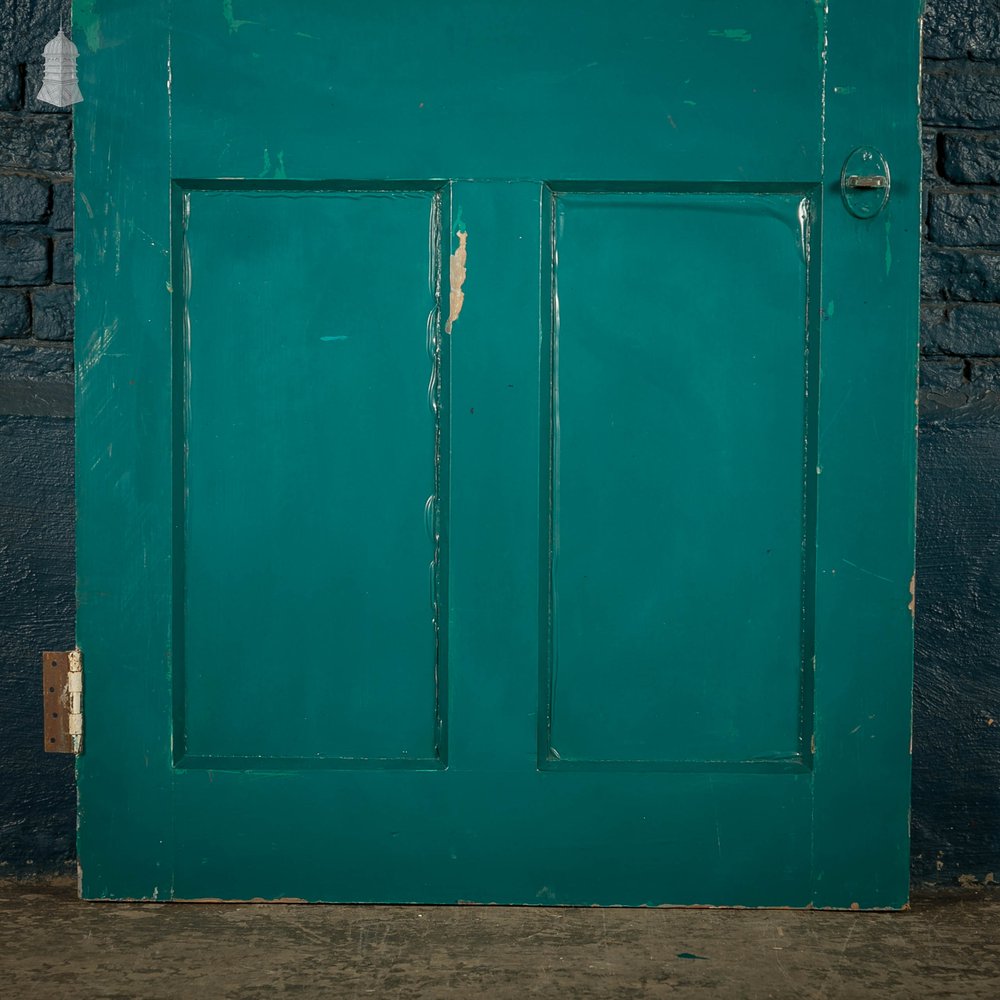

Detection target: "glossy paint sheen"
[75, 1, 922, 906]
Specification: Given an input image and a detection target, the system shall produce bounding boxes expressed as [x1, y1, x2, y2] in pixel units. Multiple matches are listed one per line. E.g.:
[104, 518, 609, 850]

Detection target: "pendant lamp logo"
[37, 27, 84, 107]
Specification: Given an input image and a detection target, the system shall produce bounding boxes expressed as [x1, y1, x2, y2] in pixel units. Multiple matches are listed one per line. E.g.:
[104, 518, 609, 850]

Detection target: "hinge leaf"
[43, 649, 83, 755]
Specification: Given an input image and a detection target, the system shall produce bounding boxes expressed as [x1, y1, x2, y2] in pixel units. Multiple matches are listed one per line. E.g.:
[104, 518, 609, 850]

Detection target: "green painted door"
[75, 0, 922, 907]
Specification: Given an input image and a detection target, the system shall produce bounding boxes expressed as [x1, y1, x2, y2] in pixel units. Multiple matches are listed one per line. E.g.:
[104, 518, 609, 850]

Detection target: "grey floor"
[1, 879, 998, 999]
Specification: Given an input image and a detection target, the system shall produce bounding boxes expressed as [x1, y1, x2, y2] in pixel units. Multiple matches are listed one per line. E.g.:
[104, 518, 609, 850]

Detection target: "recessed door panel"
[178, 186, 445, 764]
[543, 190, 817, 766]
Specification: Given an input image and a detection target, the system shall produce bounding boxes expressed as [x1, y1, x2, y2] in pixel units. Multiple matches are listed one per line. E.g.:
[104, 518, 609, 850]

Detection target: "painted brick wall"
[0, 1, 998, 881]
[0, 0, 76, 876]
[913, 0, 1000, 883]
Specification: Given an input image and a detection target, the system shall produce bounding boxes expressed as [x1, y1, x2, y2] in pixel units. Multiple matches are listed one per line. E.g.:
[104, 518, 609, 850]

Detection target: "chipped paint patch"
[67, 649, 83, 754]
[797, 197, 812, 265]
[908, 574, 915, 618]
[709, 28, 751, 42]
[816, 1, 828, 72]
[445, 213, 468, 335]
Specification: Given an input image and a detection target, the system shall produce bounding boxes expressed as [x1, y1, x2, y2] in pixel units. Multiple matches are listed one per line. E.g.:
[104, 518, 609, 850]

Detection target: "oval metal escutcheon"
[841, 146, 891, 219]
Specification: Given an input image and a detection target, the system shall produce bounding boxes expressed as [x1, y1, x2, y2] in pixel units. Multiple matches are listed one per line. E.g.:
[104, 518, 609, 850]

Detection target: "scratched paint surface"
[169, 2, 822, 181]
[74, 0, 921, 907]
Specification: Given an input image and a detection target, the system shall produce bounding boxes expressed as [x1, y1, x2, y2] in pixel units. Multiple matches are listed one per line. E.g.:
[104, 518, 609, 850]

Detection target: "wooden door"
[75, 0, 921, 906]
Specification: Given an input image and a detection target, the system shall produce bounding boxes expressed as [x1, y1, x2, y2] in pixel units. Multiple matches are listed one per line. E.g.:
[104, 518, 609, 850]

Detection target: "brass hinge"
[43, 649, 83, 755]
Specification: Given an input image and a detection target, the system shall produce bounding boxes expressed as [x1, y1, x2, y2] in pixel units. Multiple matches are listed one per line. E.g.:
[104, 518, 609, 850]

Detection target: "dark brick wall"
[0, 0, 76, 876]
[0, 1, 998, 883]
[913, 0, 1000, 884]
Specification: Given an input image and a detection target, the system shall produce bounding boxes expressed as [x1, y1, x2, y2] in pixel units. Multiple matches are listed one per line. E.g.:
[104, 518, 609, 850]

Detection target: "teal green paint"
[709, 28, 751, 42]
[163, 5, 828, 180]
[549, 191, 813, 765]
[683, 100, 697, 106]
[73, 0, 101, 52]
[179, 186, 440, 762]
[222, 0, 254, 33]
[257, 149, 286, 179]
[320, 335, 348, 342]
[885, 219, 893, 276]
[74, 0, 920, 908]
[833, 85, 857, 94]
[827, 300, 835, 317]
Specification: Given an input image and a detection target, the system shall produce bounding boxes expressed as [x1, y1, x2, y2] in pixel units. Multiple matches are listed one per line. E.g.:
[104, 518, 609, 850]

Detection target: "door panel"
[545, 189, 816, 766]
[75, 0, 921, 907]
[169, 2, 823, 181]
[178, 185, 445, 764]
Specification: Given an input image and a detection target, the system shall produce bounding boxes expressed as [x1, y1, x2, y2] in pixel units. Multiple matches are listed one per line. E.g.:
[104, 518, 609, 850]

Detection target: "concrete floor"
[1, 879, 998, 999]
